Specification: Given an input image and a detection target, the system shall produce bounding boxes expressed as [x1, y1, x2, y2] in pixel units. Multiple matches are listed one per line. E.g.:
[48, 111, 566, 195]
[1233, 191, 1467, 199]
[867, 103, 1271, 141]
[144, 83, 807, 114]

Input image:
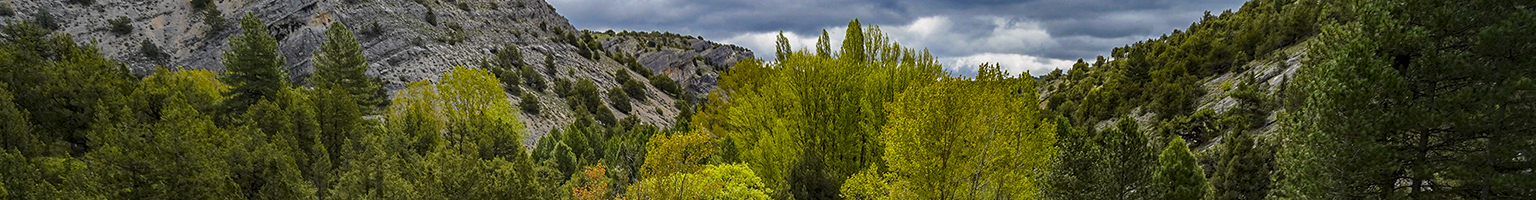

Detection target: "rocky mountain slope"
[3, 0, 753, 146]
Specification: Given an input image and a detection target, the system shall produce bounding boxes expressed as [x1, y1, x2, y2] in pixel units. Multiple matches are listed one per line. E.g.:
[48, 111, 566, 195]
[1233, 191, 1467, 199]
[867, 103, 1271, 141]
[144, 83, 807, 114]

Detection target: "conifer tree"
[220, 13, 288, 115]
[1153, 137, 1209, 200]
[1211, 131, 1271, 200]
[311, 22, 382, 112]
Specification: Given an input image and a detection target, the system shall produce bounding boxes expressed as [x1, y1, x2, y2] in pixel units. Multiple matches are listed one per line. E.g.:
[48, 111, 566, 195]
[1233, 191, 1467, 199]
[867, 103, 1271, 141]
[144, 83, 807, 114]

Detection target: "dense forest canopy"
[1, 0, 1531, 199]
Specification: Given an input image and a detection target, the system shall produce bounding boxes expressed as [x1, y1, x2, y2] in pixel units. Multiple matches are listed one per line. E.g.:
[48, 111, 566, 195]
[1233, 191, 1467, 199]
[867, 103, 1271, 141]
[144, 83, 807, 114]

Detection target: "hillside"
[0, 0, 1529, 199]
[2, 0, 752, 145]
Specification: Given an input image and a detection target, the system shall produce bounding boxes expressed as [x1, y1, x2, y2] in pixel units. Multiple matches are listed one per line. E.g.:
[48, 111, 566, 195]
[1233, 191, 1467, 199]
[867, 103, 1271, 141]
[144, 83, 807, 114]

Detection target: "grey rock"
[17, 0, 752, 149]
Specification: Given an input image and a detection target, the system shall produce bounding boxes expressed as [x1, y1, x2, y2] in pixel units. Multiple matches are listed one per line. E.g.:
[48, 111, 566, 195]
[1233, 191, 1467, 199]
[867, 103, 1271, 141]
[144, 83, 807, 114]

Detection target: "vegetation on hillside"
[0, 0, 1530, 199]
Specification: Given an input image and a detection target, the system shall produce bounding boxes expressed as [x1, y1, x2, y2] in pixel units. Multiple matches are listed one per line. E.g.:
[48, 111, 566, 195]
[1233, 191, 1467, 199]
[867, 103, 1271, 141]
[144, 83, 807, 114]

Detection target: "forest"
[1, 0, 1532, 199]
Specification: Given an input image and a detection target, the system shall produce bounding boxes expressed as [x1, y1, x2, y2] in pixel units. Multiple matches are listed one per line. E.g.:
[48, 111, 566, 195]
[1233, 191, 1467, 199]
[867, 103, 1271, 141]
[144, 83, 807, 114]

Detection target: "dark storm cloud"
[547, 0, 1247, 75]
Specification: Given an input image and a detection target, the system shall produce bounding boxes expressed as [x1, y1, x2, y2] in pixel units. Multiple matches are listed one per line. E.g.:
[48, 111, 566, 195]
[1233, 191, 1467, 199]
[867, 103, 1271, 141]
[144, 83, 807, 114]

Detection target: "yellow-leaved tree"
[875, 63, 1057, 199]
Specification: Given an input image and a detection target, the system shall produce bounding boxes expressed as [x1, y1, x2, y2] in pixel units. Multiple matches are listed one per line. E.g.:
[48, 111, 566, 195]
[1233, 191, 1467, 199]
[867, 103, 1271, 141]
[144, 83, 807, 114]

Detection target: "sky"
[547, 0, 1249, 77]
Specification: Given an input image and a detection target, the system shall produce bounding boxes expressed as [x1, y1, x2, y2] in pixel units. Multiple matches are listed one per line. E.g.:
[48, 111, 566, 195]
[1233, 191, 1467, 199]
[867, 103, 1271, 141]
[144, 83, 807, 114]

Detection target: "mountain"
[5, 0, 753, 146]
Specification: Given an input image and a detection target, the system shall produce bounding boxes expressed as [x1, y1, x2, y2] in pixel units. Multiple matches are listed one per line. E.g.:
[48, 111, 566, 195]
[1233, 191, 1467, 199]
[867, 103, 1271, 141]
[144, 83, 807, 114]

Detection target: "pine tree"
[1273, 1, 1535, 199]
[1153, 137, 1209, 200]
[311, 22, 382, 112]
[1211, 131, 1272, 200]
[220, 13, 288, 115]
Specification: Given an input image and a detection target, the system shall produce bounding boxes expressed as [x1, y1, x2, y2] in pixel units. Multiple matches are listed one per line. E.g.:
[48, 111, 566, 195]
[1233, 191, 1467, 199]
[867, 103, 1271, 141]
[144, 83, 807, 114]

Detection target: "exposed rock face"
[7, 0, 753, 147]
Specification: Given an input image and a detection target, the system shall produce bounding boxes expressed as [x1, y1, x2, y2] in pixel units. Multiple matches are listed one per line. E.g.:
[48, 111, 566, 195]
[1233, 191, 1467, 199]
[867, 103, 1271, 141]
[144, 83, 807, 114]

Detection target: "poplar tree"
[774, 31, 791, 61]
[815, 30, 831, 58]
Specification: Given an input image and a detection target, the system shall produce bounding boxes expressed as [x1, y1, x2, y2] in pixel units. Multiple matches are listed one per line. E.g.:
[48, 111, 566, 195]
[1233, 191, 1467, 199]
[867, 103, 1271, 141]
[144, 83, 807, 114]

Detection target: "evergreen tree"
[1153, 137, 1209, 200]
[220, 13, 288, 115]
[1210, 131, 1271, 200]
[1272, 1, 1536, 199]
[311, 22, 382, 112]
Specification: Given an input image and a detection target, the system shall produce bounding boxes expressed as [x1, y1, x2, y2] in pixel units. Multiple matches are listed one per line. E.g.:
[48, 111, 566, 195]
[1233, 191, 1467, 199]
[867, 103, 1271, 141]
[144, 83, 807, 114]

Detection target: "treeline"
[1038, 0, 1534, 199]
[2, 0, 1533, 199]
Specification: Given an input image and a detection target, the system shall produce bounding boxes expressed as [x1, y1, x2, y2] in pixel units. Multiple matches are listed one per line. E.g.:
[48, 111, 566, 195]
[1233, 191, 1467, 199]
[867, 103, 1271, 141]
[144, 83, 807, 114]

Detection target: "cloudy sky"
[547, 0, 1248, 77]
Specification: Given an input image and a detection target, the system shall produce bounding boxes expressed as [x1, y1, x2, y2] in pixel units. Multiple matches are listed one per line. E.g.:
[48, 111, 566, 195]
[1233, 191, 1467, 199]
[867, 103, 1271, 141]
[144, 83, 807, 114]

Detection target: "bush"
[203, 6, 226, 33]
[623, 78, 645, 100]
[554, 78, 572, 97]
[520, 95, 540, 114]
[608, 87, 631, 113]
[0, 2, 14, 17]
[520, 64, 545, 91]
[493, 67, 521, 92]
[424, 8, 437, 26]
[649, 74, 681, 97]
[36, 9, 59, 30]
[457, 2, 471, 11]
[140, 39, 166, 61]
[437, 23, 466, 44]
[109, 16, 133, 35]
[192, 0, 212, 8]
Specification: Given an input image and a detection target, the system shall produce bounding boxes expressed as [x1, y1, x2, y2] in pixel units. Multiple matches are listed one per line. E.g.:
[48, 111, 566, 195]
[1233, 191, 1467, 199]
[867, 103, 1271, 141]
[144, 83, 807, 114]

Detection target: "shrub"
[192, 0, 212, 9]
[140, 39, 166, 61]
[109, 16, 133, 35]
[520, 64, 545, 91]
[554, 78, 572, 97]
[0, 2, 14, 16]
[649, 74, 681, 97]
[438, 23, 466, 44]
[457, 2, 471, 11]
[36, 9, 59, 30]
[203, 6, 226, 33]
[424, 8, 437, 26]
[623, 78, 645, 100]
[520, 95, 541, 114]
[608, 87, 631, 113]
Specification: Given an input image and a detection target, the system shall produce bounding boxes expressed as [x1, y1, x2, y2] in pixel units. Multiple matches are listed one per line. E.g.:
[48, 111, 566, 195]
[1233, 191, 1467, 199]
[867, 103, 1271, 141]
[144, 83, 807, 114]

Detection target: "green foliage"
[35, 9, 58, 31]
[1211, 131, 1272, 200]
[0, 85, 38, 156]
[0, 2, 13, 17]
[699, 20, 948, 198]
[220, 13, 288, 115]
[521, 64, 545, 91]
[312, 22, 383, 113]
[140, 39, 167, 61]
[203, 5, 226, 34]
[880, 64, 1056, 199]
[647, 74, 680, 97]
[1272, 1, 1536, 199]
[192, 0, 212, 9]
[607, 87, 631, 113]
[519, 94, 540, 114]
[624, 164, 773, 199]
[109, 16, 133, 35]
[0, 22, 136, 156]
[640, 130, 715, 178]
[620, 72, 646, 99]
[1153, 137, 1210, 200]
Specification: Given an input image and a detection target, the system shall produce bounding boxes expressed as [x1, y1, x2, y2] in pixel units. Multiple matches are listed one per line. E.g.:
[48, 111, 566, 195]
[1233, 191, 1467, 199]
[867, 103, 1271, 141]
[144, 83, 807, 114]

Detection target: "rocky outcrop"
[6, 0, 753, 147]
